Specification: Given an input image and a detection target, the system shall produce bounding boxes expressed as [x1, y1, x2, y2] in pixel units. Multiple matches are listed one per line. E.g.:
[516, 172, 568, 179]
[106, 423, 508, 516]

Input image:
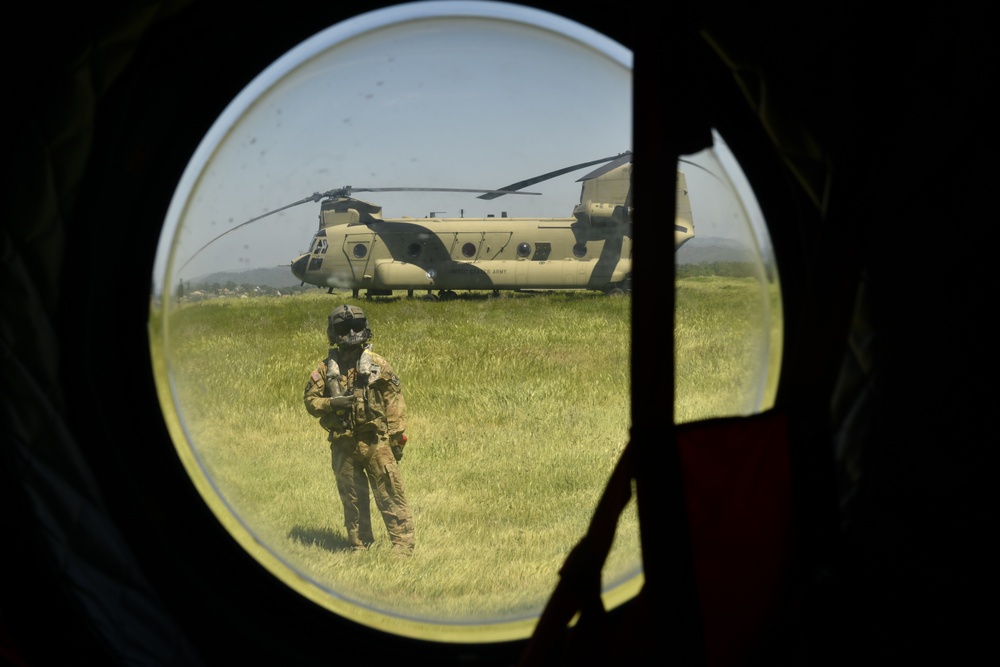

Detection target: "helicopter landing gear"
[603, 283, 630, 297]
[437, 289, 458, 301]
[351, 288, 360, 299]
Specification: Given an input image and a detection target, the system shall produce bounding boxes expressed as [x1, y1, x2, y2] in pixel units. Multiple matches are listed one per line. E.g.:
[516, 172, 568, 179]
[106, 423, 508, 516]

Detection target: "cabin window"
[150, 0, 644, 647]
[573, 243, 587, 258]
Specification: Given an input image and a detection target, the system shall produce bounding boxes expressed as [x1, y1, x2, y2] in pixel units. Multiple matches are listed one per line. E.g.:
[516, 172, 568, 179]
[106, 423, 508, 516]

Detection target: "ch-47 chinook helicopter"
[185, 152, 694, 299]
[289, 152, 693, 298]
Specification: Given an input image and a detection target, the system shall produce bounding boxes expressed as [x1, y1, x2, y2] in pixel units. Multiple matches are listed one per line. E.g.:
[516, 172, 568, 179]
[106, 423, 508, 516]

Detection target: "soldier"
[304, 305, 414, 555]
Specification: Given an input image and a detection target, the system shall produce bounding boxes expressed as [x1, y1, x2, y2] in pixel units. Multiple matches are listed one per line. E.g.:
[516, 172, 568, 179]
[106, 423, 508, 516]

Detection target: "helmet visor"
[333, 319, 367, 336]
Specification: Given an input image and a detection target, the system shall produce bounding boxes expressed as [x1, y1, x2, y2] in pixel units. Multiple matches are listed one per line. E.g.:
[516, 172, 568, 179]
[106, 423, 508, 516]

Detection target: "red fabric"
[677, 411, 794, 667]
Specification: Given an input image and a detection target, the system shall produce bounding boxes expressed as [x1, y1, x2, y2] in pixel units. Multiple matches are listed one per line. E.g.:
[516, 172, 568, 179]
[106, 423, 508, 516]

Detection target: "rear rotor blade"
[477, 152, 632, 200]
[576, 152, 634, 181]
[349, 187, 541, 196]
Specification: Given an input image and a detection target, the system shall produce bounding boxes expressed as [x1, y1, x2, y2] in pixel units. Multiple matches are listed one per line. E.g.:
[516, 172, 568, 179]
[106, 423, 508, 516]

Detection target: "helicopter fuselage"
[287, 162, 693, 296]
[291, 214, 634, 294]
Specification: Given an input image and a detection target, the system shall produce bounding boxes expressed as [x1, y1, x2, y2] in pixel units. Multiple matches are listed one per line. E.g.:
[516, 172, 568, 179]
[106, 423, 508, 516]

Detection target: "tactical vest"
[323, 346, 388, 437]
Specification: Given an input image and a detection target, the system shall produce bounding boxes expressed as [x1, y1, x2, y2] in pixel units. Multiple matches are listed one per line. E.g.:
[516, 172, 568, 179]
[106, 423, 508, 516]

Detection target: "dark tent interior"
[2, 1, 991, 664]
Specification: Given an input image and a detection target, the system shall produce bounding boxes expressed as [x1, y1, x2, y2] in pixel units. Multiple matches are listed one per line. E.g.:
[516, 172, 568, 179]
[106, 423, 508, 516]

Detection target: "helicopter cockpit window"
[516, 242, 532, 258]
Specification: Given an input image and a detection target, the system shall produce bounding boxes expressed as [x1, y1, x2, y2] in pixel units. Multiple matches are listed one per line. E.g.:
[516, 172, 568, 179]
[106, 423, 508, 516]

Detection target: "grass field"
[150, 276, 779, 638]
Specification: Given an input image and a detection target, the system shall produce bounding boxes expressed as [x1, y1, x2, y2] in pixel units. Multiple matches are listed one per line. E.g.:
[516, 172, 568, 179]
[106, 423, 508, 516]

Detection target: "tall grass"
[153, 278, 776, 631]
[675, 275, 781, 422]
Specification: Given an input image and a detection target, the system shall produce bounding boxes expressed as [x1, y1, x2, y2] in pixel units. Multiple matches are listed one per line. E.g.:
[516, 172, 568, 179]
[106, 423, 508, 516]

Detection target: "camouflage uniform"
[304, 341, 414, 555]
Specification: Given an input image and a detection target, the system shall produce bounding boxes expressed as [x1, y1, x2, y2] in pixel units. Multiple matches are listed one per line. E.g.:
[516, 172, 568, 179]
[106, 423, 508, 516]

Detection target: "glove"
[329, 395, 353, 409]
[390, 433, 407, 461]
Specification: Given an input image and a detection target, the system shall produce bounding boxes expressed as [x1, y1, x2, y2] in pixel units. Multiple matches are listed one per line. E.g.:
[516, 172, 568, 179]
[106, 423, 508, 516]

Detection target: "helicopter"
[290, 152, 694, 298]
[185, 152, 694, 299]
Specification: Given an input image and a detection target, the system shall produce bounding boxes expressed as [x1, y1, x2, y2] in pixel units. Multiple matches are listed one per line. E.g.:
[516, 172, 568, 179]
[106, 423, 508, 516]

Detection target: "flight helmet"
[327, 305, 372, 348]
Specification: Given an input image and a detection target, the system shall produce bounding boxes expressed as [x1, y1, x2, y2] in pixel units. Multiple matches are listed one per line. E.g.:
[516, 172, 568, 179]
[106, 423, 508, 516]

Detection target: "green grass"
[151, 279, 778, 633]
[675, 276, 781, 422]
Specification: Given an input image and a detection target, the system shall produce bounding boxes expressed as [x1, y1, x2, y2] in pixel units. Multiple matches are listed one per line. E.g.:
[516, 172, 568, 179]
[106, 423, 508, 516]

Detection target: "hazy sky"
[156, 1, 767, 287]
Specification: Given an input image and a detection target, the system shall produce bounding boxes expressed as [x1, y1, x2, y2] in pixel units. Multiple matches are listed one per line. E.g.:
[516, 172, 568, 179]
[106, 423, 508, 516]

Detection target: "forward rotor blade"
[177, 193, 323, 274]
[175, 183, 541, 275]
[478, 152, 631, 200]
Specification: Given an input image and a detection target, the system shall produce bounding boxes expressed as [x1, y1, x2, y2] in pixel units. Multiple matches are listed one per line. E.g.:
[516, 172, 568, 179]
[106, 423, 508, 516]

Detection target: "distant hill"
[192, 266, 301, 288]
[676, 236, 755, 264]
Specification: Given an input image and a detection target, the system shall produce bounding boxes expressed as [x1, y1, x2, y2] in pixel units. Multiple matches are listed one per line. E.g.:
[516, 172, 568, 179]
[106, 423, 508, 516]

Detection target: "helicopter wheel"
[604, 285, 628, 297]
[438, 290, 458, 301]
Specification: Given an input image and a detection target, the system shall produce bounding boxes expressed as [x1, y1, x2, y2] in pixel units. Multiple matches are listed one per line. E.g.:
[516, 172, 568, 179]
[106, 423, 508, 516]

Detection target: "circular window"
[572, 242, 587, 258]
[151, 0, 634, 645]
